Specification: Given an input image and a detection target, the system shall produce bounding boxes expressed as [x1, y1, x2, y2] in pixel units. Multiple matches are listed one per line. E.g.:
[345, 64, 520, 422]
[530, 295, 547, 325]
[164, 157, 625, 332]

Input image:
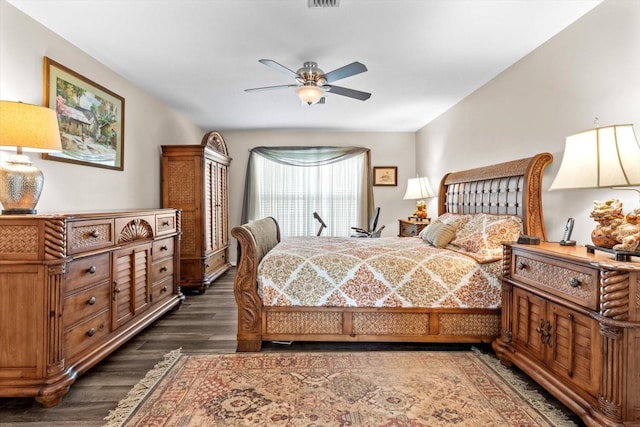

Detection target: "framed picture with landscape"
[373, 166, 397, 186]
[42, 56, 124, 170]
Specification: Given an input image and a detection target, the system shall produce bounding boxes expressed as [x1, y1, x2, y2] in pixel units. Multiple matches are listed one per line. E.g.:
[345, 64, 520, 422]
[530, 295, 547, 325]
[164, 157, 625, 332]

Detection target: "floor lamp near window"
[0, 101, 62, 214]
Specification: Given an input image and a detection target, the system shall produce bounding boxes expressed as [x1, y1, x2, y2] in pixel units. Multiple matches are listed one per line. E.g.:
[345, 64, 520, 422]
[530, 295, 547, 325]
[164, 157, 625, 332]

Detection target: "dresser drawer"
[63, 282, 110, 329]
[156, 212, 177, 236]
[65, 253, 111, 293]
[512, 250, 598, 310]
[152, 237, 174, 260]
[151, 257, 174, 282]
[64, 310, 110, 360]
[67, 219, 114, 255]
[151, 276, 173, 303]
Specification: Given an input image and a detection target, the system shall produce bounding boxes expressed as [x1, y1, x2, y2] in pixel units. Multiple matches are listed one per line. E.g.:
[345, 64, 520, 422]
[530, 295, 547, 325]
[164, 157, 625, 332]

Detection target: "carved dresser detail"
[493, 242, 640, 427]
[0, 209, 183, 407]
[161, 131, 231, 293]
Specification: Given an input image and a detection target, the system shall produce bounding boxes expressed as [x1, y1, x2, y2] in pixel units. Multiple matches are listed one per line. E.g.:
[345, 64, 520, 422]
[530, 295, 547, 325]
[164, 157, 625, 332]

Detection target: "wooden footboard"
[232, 153, 552, 352]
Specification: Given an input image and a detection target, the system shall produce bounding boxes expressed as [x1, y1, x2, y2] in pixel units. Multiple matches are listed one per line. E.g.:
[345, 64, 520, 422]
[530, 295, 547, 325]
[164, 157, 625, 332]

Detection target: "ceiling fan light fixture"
[296, 84, 324, 105]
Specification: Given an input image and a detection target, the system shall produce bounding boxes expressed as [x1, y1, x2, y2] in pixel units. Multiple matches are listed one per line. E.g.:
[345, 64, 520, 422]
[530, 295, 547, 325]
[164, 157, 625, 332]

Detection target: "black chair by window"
[351, 207, 384, 237]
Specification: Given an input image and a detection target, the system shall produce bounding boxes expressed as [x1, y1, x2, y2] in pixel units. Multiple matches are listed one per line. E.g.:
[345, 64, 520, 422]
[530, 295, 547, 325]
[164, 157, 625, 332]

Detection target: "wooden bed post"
[231, 226, 264, 352]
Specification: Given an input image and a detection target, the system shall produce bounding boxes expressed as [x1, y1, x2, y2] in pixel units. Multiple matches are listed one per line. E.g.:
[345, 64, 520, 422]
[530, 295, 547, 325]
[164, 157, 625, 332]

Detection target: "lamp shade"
[403, 176, 435, 200]
[549, 124, 640, 190]
[0, 101, 62, 153]
[296, 85, 324, 104]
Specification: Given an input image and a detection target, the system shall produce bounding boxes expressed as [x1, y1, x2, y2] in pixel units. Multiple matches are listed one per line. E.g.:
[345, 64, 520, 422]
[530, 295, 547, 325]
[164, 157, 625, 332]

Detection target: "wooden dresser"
[493, 242, 640, 427]
[0, 209, 183, 407]
[161, 131, 231, 293]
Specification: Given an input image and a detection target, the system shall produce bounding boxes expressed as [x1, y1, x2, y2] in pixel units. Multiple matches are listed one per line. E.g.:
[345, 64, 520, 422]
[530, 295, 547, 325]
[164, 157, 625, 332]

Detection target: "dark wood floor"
[0, 267, 585, 426]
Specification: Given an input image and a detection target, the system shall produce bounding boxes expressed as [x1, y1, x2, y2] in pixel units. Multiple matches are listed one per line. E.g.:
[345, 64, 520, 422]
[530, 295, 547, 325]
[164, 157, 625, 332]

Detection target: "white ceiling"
[8, 0, 602, 132]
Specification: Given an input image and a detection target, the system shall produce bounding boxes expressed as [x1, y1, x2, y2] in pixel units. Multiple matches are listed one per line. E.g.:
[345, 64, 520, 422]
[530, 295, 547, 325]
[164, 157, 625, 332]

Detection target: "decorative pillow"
[446, 213, 523, 263]
[420, 220, 457, 248]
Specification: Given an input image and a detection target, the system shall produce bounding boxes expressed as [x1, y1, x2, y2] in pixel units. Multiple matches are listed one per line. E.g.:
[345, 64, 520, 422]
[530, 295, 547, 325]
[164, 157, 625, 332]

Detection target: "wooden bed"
[232, 152, 553, 351]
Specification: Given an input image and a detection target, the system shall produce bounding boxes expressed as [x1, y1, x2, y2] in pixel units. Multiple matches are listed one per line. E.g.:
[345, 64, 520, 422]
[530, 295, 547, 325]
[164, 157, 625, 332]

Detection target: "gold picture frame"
[373, 166, 397, 186]
[43, 57, 124, 170]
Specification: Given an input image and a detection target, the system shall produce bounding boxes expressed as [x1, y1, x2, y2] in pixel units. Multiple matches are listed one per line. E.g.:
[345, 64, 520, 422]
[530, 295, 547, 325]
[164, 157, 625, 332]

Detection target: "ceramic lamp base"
[0, 154, 43, 215]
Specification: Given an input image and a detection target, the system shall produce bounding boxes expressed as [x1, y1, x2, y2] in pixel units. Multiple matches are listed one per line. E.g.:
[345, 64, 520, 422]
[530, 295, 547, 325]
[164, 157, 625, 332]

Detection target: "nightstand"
[398, 218, 430, 237]
[493, 242, 640, 427]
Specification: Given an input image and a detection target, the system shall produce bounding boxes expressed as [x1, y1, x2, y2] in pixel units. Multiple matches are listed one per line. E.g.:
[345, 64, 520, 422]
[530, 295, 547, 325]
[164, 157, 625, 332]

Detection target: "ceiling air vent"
[308, 0, 339, 8]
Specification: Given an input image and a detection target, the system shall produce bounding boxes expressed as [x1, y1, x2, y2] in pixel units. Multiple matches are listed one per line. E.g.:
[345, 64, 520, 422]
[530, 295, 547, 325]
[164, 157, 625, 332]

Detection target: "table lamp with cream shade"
[549, 121, 640, 252]
[403, 175, 435, 220]
[0, 101, 62, 214]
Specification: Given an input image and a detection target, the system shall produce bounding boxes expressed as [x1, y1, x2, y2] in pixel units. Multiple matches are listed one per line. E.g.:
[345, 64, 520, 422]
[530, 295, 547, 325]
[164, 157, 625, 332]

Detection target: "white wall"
[223, 130, 417, 243]
[0, 1, 205, 212]
[416, 0, 640, 246]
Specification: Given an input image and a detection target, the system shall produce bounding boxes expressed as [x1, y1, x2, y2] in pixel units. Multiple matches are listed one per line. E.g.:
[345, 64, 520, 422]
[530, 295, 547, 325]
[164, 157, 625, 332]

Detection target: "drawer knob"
[161, 245, 168, 251]
[162, 220, 170, 226]
[161, 286, 168, 293]
[86, 328, 96, 337]
[87, 296, 96, 305]
[90, 230, 100, 238]
[160, 266, 168, 272]
[87, 265, 97, 274]
[517, 261, 527, 270]
[569, 277, 581, 288]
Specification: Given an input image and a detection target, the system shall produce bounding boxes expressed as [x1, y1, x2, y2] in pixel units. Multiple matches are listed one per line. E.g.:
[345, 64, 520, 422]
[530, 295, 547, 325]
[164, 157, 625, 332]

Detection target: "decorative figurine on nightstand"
[413, 200, 428, 220]
[590, 199, 640, 252]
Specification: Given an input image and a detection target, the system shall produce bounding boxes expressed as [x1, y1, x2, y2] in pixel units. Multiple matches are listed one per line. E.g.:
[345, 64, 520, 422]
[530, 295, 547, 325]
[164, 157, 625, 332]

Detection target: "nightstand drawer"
[512, 250, 598, 310]
[398, 219, 429, 237]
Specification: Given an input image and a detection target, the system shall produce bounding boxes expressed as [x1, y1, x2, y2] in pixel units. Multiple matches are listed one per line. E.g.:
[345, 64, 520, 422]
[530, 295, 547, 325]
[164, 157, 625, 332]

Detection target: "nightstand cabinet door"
[547, 303, 600, 395]
[512, 287, 547, 360]
[512, 286, 600, 396]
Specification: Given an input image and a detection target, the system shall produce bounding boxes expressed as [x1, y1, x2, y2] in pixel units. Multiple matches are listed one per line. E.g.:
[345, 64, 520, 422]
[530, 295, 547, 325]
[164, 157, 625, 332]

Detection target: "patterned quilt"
[257, 236, 502, 309]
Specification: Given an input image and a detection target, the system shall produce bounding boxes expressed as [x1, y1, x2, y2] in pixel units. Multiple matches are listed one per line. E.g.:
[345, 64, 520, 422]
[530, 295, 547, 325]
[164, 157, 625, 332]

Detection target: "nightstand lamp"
[403, 176, 435, 220]
[549, 121, 640, 252]
[0, 101, 62, 214]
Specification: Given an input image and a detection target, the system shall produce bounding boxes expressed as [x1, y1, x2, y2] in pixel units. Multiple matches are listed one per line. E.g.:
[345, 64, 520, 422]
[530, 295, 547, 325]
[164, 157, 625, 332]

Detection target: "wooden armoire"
[161, 131, 231, 293]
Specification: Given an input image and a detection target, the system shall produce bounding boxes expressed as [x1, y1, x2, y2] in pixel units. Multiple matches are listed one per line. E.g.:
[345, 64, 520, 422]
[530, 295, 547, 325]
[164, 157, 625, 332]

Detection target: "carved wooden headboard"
[438, 152, 553, 240]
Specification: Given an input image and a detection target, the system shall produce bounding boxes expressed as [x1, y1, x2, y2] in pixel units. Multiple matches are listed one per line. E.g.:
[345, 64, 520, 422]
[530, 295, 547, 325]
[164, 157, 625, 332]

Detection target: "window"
[242, 146, 372, 237]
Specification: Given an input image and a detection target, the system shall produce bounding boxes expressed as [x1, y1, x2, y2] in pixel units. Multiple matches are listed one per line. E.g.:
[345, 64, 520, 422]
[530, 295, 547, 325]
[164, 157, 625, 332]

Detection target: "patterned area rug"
[104, 349, 577, 427]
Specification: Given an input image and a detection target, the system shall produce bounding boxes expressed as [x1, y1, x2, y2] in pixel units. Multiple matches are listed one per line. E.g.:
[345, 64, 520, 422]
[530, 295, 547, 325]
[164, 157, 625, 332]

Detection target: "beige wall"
[0, 1, 205, 212]
[416, 0, 640, 246]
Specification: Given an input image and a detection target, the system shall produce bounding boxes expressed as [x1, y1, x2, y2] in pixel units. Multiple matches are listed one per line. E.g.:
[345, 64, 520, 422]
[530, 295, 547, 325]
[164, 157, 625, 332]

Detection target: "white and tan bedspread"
[257, 236, 502, 309]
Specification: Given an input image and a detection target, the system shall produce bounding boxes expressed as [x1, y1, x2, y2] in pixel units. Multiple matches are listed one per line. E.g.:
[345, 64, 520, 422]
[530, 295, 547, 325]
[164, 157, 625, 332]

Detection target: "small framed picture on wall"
[373, 166, 398, 186]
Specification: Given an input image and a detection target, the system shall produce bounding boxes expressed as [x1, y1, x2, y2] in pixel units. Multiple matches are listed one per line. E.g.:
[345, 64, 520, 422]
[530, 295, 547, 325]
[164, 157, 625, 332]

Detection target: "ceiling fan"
[245, 59, 371, 105]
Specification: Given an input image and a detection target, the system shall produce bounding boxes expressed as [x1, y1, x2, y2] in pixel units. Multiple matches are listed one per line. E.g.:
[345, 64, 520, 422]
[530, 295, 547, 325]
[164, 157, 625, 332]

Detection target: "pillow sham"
[449, 214, 523, 262]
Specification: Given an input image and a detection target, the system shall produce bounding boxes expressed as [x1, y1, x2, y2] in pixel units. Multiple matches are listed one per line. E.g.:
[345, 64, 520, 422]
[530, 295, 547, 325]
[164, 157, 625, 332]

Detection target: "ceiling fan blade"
[258, 59, 299, 79]
[323, 62, 368, 83]
[324, 85, 371, 101]
[245, 84, 298, 92]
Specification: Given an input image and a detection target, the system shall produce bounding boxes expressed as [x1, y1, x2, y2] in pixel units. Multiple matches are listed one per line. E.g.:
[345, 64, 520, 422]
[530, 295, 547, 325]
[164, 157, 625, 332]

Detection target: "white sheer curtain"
[242, 147, 372, 237]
